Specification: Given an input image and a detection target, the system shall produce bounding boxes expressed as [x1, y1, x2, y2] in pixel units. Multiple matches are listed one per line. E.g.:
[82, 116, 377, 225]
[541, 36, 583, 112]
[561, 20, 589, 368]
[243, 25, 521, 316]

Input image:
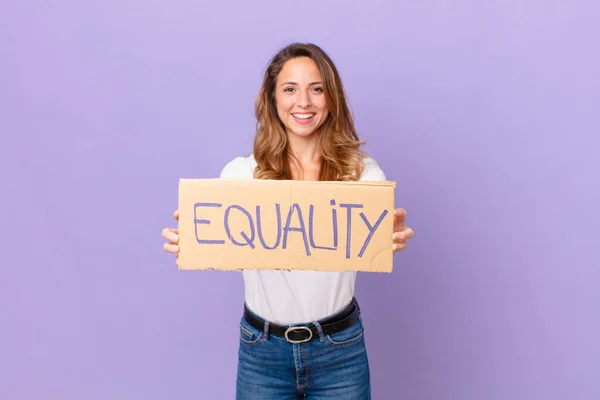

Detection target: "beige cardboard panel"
[177, 179, 395, 272]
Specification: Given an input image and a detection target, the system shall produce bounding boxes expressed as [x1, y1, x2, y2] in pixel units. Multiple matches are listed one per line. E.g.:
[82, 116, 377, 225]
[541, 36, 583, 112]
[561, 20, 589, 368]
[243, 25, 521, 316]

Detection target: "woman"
[162, 43, 414, 399]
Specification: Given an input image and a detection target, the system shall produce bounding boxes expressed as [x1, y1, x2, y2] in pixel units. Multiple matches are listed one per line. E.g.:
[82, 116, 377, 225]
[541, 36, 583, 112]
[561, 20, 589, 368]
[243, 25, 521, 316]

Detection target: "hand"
[392, 208, 414, 252]
[162, 210, 180, 259]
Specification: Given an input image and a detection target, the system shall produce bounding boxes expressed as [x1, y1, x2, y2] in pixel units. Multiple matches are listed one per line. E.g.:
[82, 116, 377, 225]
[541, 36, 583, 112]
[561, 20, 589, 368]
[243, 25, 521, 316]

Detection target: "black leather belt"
[243, 298, 360, 344]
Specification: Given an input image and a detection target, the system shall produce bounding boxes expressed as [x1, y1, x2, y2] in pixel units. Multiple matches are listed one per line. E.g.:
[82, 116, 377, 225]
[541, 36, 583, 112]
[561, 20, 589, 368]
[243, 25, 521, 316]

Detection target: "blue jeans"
[236, 304, 371, 399]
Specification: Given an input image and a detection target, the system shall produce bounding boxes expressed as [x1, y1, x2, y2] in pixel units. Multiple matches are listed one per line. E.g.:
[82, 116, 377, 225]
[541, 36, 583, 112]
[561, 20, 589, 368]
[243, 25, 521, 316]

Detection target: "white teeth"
[292, 113, 314, 119]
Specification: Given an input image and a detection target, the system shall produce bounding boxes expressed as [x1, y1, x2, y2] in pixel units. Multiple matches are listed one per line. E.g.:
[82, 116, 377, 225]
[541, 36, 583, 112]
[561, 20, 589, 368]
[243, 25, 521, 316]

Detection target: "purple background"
[2, 1, 599, 399]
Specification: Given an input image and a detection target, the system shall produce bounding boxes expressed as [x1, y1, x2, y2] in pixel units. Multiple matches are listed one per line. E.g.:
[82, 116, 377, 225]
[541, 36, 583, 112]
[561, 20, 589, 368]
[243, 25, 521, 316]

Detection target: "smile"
[292, 113, 316, 124]
[292, 113, 315, 119]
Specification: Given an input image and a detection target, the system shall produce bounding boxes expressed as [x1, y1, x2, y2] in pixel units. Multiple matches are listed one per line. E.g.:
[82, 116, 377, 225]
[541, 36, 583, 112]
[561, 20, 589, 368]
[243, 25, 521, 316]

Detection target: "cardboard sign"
[177, 179, 396, 273]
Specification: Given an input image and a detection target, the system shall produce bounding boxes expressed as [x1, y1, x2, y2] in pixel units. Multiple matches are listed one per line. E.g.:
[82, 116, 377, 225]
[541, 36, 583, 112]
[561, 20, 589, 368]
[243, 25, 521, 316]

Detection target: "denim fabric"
[236, 306, 371, 399]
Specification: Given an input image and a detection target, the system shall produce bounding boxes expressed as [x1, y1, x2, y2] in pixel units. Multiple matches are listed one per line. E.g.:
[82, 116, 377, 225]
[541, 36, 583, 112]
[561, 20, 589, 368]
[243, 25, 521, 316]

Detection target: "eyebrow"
[280, 81, 323, 87]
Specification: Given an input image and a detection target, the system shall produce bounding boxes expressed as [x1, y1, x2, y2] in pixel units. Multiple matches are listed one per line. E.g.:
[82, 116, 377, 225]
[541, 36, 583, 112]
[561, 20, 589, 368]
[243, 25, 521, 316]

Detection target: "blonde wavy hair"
[253, 43, 366, 181]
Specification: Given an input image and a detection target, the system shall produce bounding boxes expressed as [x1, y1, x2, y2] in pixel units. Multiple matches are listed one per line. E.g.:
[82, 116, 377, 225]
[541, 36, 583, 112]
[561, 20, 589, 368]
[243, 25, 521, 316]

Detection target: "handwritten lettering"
[256, 204, 282, 250]
[194, 203, 225, 244]
[192, 200, 388, 258]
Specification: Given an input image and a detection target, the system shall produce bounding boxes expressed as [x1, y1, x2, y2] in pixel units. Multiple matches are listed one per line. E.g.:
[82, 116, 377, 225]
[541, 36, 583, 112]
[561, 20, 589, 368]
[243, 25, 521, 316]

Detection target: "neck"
[286, 132, 320, 165]
[286, 131, 321, 180]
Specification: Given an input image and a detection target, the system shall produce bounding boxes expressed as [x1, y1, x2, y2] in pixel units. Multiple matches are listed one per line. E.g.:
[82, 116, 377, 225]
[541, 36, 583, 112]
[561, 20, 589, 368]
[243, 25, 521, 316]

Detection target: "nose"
[297, 90, 311, 108]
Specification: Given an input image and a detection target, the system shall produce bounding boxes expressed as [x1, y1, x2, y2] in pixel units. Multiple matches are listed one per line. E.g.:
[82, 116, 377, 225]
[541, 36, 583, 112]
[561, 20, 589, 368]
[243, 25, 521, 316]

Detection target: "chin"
[287, 120, 324, 138]
[289, 128, 318, 137]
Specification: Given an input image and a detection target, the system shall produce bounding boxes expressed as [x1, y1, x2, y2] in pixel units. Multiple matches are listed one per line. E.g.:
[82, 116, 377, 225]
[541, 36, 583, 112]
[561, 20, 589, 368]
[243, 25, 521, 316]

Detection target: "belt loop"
[263, 320, 270, 341]
[312, 320, 325, 342]
[354, 297, 361, 313]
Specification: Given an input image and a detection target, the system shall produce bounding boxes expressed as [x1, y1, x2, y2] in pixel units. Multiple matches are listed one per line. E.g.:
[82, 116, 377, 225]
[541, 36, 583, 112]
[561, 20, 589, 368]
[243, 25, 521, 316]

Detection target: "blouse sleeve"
[360, 157, 387, 181]
[219, 157, 255, 180]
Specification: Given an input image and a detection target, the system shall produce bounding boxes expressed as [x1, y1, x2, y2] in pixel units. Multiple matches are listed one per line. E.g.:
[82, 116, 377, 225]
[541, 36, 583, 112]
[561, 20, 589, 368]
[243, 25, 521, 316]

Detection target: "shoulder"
[219, 154, 256, 179]
[360, 156, 387, 181]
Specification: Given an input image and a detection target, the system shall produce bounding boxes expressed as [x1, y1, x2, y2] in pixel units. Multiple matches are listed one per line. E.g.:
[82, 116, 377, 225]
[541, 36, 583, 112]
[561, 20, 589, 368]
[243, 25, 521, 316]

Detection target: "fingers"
[393, 242, 408, 252]
[161, 228, 179, 242]
[174, 209, 179, 221]
[392, 225, 414, 253]
[392, 227, 414, 242]
[162, 227, 179, 254]
[394, 208, 407, 219]
[163, 242, 179, 253]
[394, 208, 406, 230]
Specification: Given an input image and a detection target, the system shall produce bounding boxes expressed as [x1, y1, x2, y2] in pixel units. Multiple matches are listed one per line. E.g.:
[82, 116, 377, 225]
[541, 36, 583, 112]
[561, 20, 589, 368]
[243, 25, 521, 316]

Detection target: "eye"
[284, 87, 295, 92]
[312, 87, 324, 93]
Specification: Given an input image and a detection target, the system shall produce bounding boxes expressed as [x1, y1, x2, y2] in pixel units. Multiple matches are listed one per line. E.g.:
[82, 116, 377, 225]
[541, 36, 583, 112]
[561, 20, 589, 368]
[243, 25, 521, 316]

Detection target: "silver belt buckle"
[284, 326, 313, 344]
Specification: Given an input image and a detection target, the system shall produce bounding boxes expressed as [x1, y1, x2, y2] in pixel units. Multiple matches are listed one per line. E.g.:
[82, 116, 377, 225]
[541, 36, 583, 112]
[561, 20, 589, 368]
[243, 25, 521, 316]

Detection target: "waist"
[243, 298, 361, 344]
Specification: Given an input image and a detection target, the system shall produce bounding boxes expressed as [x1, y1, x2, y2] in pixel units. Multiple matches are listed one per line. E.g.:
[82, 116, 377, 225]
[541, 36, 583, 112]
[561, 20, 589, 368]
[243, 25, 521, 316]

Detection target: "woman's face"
[274, 57, 329, 139]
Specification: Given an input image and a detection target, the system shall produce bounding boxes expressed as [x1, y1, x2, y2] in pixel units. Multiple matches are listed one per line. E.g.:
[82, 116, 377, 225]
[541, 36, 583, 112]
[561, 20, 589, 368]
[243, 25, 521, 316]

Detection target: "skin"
[162, 56, 414, 255]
